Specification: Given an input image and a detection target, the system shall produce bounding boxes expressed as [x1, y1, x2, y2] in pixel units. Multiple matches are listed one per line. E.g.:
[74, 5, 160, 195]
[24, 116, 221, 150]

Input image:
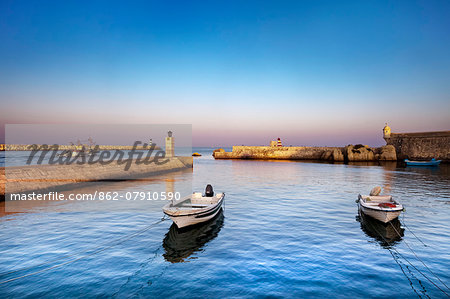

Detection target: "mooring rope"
[389, 221, 450, 292]
[111, 244, 164, 298]
[0, 217, 168, 285]
[0, 224, 152, 278]
[402, 212, 428, 248]
[0, 216, 169, 278]
[388, 247, 424, 298]
[364, 217, 449, 297]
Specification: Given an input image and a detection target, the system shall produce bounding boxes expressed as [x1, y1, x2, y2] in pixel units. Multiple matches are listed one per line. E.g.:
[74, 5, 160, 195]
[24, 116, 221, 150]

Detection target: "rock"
[320, 150, 333, 160]
[379, 145, 396, 161]
[213, 145, 397, 161]
[212, 148, 225, 157]
[192, 152, 202, 157]
[240, 151, 253, 159]
[345, 145, 375, 161]
[332, 149, 345, 161]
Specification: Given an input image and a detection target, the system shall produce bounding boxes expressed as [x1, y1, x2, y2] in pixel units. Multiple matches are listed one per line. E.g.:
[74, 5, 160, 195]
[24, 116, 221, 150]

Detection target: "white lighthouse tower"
[165, 131, 174, 158]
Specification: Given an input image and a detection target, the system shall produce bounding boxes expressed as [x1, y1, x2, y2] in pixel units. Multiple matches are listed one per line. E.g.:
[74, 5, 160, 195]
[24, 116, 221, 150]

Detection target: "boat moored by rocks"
[357, 187, 403, 223]
[405, 158, 441, 166]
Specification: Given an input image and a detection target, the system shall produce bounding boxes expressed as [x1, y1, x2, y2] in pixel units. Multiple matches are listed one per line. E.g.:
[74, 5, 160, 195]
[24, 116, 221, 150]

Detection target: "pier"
[213, 145, 396, 162]
[0, 132, 191, 200]
[214, 125, 450, 163]
[0, 156, 192, 200]
[3, 144, 161, 151]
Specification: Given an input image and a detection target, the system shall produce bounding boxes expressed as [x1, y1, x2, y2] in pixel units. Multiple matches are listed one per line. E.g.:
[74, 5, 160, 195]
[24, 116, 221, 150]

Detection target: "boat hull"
[405, 159, 441, 166]
[164, 196, 224, 229]
[359, 204, 401, 223]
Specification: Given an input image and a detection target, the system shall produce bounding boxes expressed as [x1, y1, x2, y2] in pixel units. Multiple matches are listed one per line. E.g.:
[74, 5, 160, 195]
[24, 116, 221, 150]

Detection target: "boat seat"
[365, 196, 392, 203]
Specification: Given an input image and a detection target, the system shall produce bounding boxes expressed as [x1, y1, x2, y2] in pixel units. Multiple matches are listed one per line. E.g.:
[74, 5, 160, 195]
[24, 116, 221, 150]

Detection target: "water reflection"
[163, 210, 224, 263]
[357, 211, 404, 248]
[347, 161, 398, 169]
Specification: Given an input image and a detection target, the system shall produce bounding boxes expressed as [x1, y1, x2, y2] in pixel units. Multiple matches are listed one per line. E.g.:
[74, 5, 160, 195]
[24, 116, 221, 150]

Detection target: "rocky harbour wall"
[3, 144, 161, 151]
[213, 145, 396, 162]
[384, 131, 450, 162]
[0, 156, 192, 199]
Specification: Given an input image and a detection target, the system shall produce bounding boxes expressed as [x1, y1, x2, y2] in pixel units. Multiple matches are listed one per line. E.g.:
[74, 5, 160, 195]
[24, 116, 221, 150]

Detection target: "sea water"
[0, 147, 449, 298]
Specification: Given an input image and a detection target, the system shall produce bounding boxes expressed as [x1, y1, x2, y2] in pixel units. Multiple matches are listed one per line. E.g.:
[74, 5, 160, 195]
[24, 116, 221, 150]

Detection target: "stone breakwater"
[213, 145, 396, 162]
[0, 156, 192, 200]
[384, 131, 450, 162]
[3, 144, 161, 151]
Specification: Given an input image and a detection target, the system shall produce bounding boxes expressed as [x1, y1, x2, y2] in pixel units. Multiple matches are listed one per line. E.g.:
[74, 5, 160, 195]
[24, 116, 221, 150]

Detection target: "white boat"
[163, 185, 225, 229]
[357, 191, 403, 223]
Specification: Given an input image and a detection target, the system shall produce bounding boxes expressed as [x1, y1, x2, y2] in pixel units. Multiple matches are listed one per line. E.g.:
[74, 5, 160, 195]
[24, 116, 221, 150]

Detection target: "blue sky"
[1, 0, 449, 146]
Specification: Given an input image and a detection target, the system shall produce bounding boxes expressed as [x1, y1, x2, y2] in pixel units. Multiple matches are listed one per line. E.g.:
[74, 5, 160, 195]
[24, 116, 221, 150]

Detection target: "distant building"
[165, 131, 174, 157]
[277, 138, 282, 147]
[383, 123, 391, 138]
[269, 138, 283, 147]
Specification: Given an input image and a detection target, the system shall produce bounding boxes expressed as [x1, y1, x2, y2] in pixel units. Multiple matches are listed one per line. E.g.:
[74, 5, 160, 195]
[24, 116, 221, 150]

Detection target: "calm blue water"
[1, 147, 449, 298]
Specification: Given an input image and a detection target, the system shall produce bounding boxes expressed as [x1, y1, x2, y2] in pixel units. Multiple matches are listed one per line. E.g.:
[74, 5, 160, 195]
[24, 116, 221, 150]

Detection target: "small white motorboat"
[357, 187, 403, 223]
[163, 185, 225, 229]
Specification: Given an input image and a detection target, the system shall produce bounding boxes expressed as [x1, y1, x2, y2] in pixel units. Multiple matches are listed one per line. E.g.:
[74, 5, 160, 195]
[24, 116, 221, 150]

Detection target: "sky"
[1, 0, 449, 147]
[6, 124, 192, 147]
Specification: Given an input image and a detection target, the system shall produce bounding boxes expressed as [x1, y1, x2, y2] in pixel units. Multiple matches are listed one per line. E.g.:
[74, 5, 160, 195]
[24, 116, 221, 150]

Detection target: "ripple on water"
[0, 150, 449, 297]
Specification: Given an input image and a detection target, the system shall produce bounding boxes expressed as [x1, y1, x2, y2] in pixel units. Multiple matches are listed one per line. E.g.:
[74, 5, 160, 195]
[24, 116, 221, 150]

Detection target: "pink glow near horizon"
[1, 115, 449, 147]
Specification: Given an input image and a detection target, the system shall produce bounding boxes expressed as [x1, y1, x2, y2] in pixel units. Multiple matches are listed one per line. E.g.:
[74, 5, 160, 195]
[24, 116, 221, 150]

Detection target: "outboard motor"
[205, 184, 214, 197]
